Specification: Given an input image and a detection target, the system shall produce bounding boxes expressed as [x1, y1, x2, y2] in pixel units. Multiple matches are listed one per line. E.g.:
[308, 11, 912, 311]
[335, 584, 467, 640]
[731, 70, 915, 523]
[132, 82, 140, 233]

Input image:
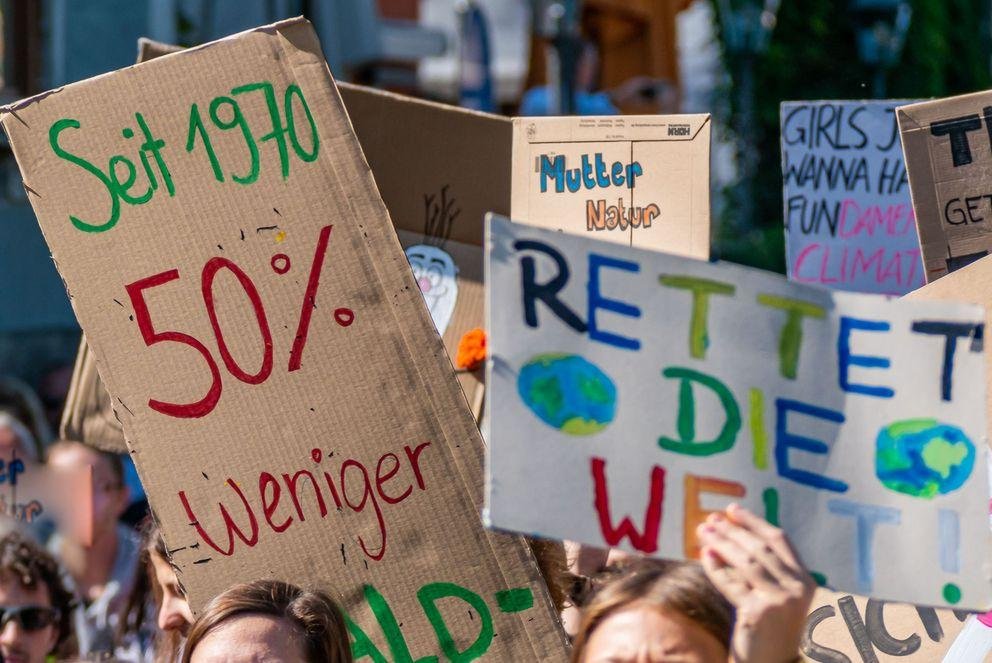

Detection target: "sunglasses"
[0, 605, 59, 632]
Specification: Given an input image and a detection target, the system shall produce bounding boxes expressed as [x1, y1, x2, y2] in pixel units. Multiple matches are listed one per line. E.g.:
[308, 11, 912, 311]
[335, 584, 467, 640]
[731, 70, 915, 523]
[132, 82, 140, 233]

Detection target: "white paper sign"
[782, 100, 925, 295]
[485, 214, 990, 609]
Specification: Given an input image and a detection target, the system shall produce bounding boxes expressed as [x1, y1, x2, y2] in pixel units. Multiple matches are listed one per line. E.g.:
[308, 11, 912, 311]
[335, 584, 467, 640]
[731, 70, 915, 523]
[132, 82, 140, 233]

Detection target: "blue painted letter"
[838, 317, 895, 398]
[827, 499, 900, 594]
[588, 253, 641, 350]
[775, 399, 848, 492]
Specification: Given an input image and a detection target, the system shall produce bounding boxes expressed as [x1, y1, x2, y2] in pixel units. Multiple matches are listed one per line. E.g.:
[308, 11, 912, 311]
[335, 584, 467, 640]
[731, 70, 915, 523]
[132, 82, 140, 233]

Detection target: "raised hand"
[697, 503, 815, 663]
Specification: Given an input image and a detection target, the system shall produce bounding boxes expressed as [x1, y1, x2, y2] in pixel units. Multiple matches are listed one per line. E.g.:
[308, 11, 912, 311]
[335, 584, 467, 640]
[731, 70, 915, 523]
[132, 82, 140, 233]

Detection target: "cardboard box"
[511, 114, 710, 257]
[899, 92, 992, 281]
[5, 19, 566, 659]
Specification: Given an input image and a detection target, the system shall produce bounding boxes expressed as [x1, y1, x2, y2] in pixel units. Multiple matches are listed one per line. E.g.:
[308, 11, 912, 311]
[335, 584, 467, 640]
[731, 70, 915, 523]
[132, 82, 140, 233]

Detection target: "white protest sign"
[782, 101, 924, 295]
[485, 214, 990, 609]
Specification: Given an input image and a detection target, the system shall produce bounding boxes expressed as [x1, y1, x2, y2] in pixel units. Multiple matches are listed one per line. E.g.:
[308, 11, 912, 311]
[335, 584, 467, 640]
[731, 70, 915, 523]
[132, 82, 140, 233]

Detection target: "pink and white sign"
[781, 100, 924, 295]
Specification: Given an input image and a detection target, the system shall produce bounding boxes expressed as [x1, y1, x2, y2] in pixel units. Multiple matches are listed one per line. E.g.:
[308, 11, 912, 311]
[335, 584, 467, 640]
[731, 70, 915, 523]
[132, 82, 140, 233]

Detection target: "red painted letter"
[591, 457, 665, 554]
[179, 479, 259, 556]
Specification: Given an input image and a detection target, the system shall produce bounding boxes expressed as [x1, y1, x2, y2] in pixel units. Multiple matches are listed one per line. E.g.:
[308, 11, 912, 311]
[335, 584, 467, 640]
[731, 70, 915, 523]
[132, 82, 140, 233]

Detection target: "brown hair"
[118, 515, 183, 663]
[182, 579, 351, 663]
[527, 537, 570, 612]
[0, 530, 76, 657]
[570, 560, 733, 662]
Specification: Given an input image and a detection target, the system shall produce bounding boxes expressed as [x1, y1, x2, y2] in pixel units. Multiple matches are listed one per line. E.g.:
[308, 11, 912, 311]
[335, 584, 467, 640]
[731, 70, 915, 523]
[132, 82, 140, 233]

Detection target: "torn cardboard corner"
[511, 114, 711, 258]
[6, 18, 566, 659]
[898, 91, 992, 282]
[136, 37, 183, 62]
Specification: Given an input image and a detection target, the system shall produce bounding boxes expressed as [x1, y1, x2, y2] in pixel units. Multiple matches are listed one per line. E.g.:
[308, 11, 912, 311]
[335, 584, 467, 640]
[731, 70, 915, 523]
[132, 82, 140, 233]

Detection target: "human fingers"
[697, 520, 778, 591]
[709, 516, 809, 591]
[699, 544, 750, 605]
[725, 503, 805, 572]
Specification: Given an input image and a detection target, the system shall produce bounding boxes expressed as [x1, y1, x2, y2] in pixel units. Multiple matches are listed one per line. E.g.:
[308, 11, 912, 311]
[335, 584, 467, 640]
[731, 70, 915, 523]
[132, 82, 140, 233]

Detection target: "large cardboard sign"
[782, 101, 924, 295]
[510, 115, 710, 256]
[3, 20, 567, 659]
[485, 214, 989, 609]
[63, 78, 512, 450]
[898, 92, 992, 281]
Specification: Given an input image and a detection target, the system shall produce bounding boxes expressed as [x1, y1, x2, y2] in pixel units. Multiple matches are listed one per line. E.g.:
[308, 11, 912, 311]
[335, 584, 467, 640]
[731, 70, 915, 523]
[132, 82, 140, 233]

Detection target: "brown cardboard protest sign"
[3, 18, 566, 660]
[337, 83, 511, 417]
[63, 62, 511, 448]
[898, 93, 992, 281]
[802, 589, 972, 662]
[510, 114, 711, 256]
[61, 39, 185, 455]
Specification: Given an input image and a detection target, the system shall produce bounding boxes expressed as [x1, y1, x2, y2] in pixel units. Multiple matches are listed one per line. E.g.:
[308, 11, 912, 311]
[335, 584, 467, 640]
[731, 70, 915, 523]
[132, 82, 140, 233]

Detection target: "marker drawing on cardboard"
[802, 589, 972, 662]
[1, 20, 567, 660]
[781, 100, 924, 295]
[485, 213, 989, 610]
[899, 91, 992, 282]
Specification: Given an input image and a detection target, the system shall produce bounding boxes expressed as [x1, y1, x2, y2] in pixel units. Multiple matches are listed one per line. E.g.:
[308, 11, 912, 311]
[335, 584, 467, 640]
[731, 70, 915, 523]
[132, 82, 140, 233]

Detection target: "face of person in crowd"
[0, 575, 59, 663]
[48, 445, 129, 541]
[189, 614, 307, 663]
[581, 601, 727, 663]
[150, 551, 194, 636]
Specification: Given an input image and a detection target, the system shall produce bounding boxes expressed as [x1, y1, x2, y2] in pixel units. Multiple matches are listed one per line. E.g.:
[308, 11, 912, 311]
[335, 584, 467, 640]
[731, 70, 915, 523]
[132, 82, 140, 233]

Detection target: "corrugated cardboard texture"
[61, 67, 506, 451]
[338, 82, 510, 417]
[510, 114, 711, 257]
[61, 38, 186, 455]
[899, 92, 992, 282]
[5, 19, 566, 659]
[803, 589, 972, 662]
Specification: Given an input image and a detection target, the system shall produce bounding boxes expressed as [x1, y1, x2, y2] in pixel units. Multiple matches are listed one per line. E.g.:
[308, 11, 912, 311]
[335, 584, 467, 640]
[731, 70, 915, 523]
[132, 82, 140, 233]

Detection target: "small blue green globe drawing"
[875, 419, 975, 499]
[517, 354, 617, 435]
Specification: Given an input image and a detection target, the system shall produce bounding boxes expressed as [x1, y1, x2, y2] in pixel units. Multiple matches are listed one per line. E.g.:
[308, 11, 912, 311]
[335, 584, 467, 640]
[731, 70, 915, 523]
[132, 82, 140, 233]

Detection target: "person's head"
[572, 561, 733, 663]
[183, 580, 351, 663]
[47, 440, 129, 540]
[147, 523, 193, 637]
[119, 516, 192, 663]
[0, 531, 74, 663]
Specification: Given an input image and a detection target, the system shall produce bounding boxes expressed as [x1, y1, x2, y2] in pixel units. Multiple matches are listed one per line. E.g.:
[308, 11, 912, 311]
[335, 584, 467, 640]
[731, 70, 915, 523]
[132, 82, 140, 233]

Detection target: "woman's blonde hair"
[570, 560, 733, 662]
[182, 579, 352, 663]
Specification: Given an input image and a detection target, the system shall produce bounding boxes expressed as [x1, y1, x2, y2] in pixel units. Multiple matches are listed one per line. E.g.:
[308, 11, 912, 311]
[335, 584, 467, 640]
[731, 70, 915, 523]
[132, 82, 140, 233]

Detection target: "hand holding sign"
[698, 504, 815, 663]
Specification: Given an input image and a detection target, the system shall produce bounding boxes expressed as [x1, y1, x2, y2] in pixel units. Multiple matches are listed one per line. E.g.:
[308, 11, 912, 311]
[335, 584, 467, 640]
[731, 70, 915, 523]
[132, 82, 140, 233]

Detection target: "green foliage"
[709, 0, 992, 273]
